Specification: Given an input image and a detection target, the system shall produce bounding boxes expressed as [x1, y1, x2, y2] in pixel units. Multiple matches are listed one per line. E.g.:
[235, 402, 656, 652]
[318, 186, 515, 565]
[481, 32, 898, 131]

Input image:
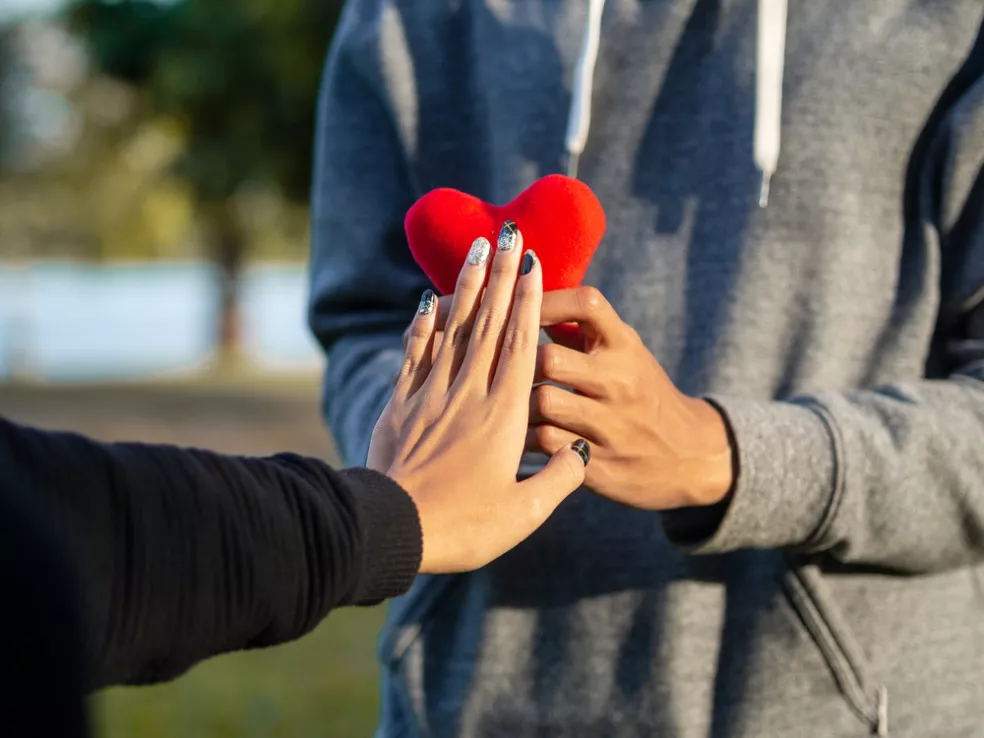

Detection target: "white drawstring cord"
[565, 0, 787, 206]
[876, 685, 889, 737]
[755, 0, 787, 207]
[564, 0, 606, 179]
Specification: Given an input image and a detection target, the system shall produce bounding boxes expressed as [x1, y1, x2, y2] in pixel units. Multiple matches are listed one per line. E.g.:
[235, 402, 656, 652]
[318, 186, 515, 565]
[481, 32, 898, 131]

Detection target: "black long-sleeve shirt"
[0, 416, 421, 694]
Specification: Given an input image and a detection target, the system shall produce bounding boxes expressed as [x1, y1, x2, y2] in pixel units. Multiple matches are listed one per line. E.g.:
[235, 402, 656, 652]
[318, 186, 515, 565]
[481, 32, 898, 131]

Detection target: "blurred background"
[0, 0, 385, 735]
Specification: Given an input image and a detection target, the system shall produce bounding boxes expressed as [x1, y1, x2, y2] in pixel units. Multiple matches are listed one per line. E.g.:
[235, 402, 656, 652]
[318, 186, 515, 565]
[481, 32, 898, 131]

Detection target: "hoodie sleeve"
[663, 27, 984, 574]
[307, 1, 429, 466]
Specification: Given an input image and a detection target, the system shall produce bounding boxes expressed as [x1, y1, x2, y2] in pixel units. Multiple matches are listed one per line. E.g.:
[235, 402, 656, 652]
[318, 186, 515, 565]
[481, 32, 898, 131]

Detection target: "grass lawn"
[93, 606, 387, 738]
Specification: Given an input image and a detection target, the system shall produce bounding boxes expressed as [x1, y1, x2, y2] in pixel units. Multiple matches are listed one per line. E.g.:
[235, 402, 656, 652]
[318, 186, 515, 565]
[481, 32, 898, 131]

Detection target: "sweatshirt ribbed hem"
[340, 468, 422, 604]
[662, 397, 840, 554]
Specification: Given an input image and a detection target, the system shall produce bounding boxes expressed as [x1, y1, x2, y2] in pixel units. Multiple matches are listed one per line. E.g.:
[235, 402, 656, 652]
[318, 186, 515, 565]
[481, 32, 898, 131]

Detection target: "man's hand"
[527, 286, 734, 511]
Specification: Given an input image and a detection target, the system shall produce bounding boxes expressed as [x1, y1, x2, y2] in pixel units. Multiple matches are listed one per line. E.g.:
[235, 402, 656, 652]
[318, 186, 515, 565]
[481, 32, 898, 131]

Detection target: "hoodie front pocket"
[781, 560, 889, 737]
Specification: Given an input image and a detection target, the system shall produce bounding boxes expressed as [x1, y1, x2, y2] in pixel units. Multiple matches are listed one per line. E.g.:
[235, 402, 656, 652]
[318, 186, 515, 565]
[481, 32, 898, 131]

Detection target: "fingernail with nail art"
[498, 220, 519, 252]
[571, 439, 591, 467]
[467, 237, 491, 266]
[418, 289, 436, 315]
[520, 250, 537, 276]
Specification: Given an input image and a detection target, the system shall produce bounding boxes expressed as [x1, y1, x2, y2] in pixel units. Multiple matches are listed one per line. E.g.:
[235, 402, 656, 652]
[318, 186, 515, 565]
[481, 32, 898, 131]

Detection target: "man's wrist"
[683, 397, 736, 507]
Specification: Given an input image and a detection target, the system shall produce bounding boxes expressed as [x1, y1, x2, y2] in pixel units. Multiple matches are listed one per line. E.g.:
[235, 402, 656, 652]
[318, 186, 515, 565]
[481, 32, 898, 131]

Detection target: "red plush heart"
[405, 174, 605, 343]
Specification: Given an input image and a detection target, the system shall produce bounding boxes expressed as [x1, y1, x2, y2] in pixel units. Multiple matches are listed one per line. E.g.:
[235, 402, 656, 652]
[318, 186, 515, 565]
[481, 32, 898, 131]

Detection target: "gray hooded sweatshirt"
[308, 2, 984, 736]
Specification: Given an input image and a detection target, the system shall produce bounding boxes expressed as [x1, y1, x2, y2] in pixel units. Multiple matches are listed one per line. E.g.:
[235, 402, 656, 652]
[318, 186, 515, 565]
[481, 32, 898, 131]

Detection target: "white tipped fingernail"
[467, 237, 491, 266]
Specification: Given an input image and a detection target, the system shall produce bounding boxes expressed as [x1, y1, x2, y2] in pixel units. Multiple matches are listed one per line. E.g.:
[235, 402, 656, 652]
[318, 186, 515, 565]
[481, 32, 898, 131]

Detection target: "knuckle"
[539, 343, 561, 377]
[474, 308, 505, 342]
[536, 424, 564, 451]
[502, 326, 534, 355]
[610, 370, 631, 396]
[579, 286, 606, 315]
[409, 320, 430, 340]
[594, 417, 617, 447]
[533, 385, 556, 418]
[444, 321, 472, 348]
[400, 354, 418, 377]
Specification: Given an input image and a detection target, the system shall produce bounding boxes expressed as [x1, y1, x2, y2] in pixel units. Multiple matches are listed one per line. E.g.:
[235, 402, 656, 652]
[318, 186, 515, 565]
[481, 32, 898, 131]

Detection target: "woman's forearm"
[0, 417, 421, 689]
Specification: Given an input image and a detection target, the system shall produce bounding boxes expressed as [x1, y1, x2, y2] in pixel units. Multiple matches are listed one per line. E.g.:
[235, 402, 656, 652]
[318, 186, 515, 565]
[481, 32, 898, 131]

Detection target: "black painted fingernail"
[498, 220, 519, 252]
[520, 250, 537, 276]
[571, 439, 591, 467]
[418, 289, 436, 315]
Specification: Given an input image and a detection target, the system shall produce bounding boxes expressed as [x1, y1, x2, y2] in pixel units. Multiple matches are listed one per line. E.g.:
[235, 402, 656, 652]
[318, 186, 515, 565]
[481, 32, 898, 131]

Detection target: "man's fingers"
[395, 290, 437, 398]
[515, 440, 590, 518]
[427, 237, 491, 391]
[490, 247, 542, 396]
[534, 344, 606, 397]
[528, 384, 604, 439]
[540, 287, 623, 345]
[525, 423, 580, 455]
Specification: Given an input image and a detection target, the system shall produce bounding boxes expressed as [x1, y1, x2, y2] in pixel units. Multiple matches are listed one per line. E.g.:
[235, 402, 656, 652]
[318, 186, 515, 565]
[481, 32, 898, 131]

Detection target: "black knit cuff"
[339, 468, 422, 605]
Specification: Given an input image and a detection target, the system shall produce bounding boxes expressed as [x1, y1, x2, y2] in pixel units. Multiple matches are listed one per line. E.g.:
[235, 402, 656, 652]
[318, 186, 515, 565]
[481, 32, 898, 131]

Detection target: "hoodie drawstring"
[563, 0, 788, 208]
[565, 0, 607, 179]
[756, 0, 787, 207]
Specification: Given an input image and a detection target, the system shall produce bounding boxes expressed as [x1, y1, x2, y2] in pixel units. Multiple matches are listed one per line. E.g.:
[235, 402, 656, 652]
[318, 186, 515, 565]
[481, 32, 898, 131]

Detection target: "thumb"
[517, 439, 590, 513]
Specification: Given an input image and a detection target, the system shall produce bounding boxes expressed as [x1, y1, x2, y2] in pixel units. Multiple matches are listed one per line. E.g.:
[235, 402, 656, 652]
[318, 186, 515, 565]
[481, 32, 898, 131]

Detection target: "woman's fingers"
[394, 289, 438, 399]
[427, 236, 492, 391]
[457, 222, 525, 387]
[515, 440, 590, 520]
[402, 295, 451, 352]
[489, 247, 543, 396]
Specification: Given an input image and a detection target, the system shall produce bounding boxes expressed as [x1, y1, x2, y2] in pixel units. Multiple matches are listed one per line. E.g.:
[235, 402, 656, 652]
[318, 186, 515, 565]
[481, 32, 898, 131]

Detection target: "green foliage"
[61, 0, 345, 352]
[66, 1, 173, 84]
[67, 0, 344, 204]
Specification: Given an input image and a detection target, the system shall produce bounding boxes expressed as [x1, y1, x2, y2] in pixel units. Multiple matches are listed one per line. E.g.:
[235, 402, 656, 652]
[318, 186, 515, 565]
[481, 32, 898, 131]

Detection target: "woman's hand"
[367, 224, 590, 574]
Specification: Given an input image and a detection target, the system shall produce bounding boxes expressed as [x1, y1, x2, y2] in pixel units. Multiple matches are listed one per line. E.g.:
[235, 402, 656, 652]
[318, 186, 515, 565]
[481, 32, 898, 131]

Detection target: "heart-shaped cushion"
[405, 174, 605, 342]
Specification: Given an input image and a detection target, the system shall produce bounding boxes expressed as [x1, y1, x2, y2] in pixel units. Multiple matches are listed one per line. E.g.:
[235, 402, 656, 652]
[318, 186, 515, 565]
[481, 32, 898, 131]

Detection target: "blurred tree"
[66, 0, 343, 360]
[0, 25, 16, 172]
